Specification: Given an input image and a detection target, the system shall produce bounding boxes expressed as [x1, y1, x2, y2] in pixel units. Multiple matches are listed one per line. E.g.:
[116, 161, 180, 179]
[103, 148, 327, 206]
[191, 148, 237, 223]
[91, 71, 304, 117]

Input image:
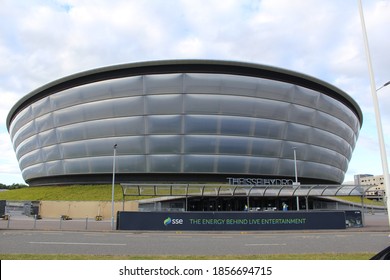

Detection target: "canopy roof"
[121, 183, 374, 198]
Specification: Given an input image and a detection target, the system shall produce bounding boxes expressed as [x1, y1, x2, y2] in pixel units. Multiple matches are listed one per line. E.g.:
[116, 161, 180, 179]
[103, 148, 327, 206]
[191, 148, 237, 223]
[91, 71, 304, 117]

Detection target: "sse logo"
[164, 217, 183, 226]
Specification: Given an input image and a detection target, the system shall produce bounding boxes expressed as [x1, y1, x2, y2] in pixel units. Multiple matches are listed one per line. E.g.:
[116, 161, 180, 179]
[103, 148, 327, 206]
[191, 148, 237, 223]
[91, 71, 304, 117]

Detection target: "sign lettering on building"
[226, 177, 294, 186]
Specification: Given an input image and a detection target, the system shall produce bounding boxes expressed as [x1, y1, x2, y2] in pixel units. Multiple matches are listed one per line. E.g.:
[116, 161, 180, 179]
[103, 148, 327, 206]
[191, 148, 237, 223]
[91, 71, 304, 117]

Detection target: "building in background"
[7, 60, 362, 187]
[355, 174, 386, 197]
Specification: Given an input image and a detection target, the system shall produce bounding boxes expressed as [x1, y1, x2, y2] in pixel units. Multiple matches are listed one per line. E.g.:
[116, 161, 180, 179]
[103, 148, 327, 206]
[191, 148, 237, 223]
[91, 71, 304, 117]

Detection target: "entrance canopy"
[120, 183, 373, 199]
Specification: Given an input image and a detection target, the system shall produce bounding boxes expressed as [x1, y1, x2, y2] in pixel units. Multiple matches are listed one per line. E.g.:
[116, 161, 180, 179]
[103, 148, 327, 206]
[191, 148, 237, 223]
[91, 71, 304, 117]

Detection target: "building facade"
[7, 60, 362, 186]
[354, 174, 386, 196]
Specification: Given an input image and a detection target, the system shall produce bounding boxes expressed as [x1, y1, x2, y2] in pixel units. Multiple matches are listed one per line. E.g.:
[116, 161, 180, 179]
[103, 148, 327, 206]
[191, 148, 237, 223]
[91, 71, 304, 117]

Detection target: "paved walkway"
[1, 212, 388, 232]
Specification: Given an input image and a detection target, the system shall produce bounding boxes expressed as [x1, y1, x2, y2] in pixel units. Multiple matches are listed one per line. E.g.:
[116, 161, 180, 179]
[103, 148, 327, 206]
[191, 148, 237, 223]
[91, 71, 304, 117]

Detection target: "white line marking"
[29, 241, 126, 246]
[245, 243, 287, 246]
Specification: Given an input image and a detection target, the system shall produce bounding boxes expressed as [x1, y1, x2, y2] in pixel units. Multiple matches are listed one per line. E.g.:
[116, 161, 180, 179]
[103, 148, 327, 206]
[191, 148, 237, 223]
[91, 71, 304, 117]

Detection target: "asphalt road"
[1, 229, 389, 256]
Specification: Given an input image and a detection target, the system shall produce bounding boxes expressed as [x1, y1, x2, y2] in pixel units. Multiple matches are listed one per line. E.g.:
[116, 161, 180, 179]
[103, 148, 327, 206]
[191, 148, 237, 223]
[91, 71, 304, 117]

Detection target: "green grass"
[337, 196, 385, 207]
[0, 185, 129, 201]
[0, 252, 375, 260]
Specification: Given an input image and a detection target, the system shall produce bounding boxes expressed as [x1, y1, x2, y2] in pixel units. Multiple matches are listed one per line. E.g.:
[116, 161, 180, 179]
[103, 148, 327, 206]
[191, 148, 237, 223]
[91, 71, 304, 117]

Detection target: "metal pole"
[111, 144, 117, 230]
[7, 214, 10, 229]
[293, 148, 298, 183]
[34, 214, 37, 229]
[358, 0, 390, 232]
[293, 147, 300, 211]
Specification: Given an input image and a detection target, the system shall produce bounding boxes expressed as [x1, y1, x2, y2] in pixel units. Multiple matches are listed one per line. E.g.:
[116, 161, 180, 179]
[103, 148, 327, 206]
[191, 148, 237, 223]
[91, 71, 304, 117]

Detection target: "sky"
[1, 0, 390, 185]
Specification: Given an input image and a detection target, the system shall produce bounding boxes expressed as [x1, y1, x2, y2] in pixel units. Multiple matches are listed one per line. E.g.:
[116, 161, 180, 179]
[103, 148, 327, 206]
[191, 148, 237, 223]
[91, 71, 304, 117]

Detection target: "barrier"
[117, 211, 347, 230]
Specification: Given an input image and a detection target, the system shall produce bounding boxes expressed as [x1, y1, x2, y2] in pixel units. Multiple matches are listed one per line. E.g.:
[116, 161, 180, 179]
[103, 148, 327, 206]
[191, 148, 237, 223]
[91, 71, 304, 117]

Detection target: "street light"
[111, 144, 117, 230]
[377, 81, 390, 92]
[292, 147, 300, 211]
[358, 0, 390, 232]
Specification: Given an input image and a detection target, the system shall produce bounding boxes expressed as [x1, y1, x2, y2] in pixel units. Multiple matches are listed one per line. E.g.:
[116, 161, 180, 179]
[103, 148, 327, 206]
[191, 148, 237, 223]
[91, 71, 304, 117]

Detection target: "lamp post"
[111, 144, 117, 230]
[292, 147, 300, 211]
[376, 81, 390, 92]
[358, 0, 390, 231]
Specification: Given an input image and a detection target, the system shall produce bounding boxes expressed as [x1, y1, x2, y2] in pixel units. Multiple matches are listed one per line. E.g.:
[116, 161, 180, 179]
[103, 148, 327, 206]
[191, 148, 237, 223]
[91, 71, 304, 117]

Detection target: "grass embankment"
[336, 196, 385, 207]
[0, 185, 133, 201]
[0, 253, 375, 260]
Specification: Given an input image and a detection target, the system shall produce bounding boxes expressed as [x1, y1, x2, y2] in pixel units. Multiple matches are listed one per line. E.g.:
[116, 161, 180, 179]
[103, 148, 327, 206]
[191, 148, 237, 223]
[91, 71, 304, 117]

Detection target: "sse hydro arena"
[7, 60, 362, 187]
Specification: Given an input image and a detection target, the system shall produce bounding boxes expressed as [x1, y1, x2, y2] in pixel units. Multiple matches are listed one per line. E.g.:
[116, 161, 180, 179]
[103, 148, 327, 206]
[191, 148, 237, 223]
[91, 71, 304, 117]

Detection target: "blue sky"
[1, 0, 390, 185]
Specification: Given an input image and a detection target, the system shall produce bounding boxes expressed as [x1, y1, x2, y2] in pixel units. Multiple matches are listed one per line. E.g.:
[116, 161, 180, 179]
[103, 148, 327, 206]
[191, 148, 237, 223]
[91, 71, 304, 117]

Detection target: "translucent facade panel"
[45, 161, 64, 176]
[184, 73, 224, 94]
[216, 156, 249, 173]
[54, 106, 84, 127]
[144, 74, 183, 94]
[41, 145, 61, 162]
[303, 163, 344, 183]
[288, 105, 317, 126]
[255, 80, 294, 103]
[56, 117, 145, 143]
[82, 100, 115, 121]
[86, 136, 145, 156]
[184, 94, 222, 114]
[183, 155, 216, 172]
[147, 115, 182, 134]
[290, 86, 319, 109]
[220, 95, 255, 116]
[253, 119, 285, 139]
[308, 128, 352, 158]
[84, 120, 114, 140]
[63, 158, 91, 174]
[285, 123, 312, 144]
[50, 87, 83, 110]
[16, 135, 40, 159]
[56, 123, 87, 143]
[315, 111, 355, 142]
[184, 115, 218, 134]
[19, 150, 42, 169]
[148, 135, 181, 154]
[13, 120, 36, 148]
[218, 136, 250, 155]
[218, 75, 258, 96]
[53, 89, 144, 125]
[251, 139, 283, 157]
[117, 155, 146, 173]
[110, 117, 145, 136]
[146, 94, 182, 115]
[220, 116, 252, 136]
[253, 99, 290, 120]
[37, 129, 58, 147]
[185, 73, 260, 97]
[9, 106, 33, 138]
[31, 96, 52, 119]
[148, 155, 181, 172]
[22, 164, 47, 180]
[61, 142, 87, 159]
[247, 157, 279, 175]
[317, 94, 360, 132]
[184, 136, 218, 154]
[34, 113, 55, 133]
[110, 76, 144, 98]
